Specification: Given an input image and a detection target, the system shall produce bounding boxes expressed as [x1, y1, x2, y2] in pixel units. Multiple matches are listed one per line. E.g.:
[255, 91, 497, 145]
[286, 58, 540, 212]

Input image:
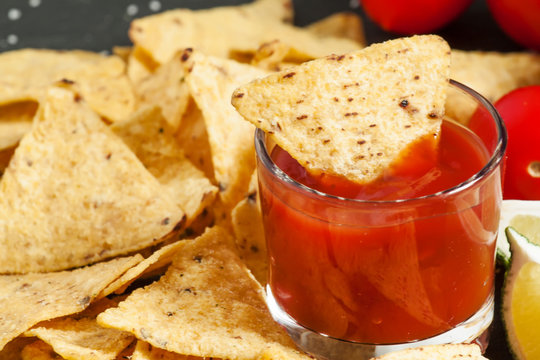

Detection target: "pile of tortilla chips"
[0, 0, 539, 358]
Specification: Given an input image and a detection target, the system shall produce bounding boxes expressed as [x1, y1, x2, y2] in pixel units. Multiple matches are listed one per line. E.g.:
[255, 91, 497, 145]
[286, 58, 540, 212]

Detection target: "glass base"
[266, 286, 494, 360]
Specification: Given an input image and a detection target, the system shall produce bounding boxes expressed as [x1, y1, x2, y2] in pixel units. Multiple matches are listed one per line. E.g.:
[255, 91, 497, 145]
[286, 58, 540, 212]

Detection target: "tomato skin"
[487, 0, 540, 51]
[360, 0, 473, 35]
[480, 86, 540, 200]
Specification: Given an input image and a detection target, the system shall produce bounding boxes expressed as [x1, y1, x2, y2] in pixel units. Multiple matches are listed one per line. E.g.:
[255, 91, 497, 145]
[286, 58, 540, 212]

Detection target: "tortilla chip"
[134, 51, 191, 130]
[128, 1, 359, 65]
[111, 106, 217, 225]
[0, 101, 38, 150]
[21, 341, 62, 360]
[0, 49, 134, 122]
[183, 50, 266, 210]
[175, 99, 215, 182]
[100, 240, 186, 297]
[97, 227, 310, 360]
[250, 40, 294, 72]
[306, 12, 366, 47]
[24, 317, 134, 360]
[232, 35, 451, 184]
[112, 46, 132, 63]
[231, 171, 267, 284]
[448, 49, 540, 123]
[0, 85, 185, 274]
[369, 344, 486, 360]
[127, 46, 158, 86]
[0, 337, 35, 360]
[0, 255, 141, 351]
[132, 341, 206, 360]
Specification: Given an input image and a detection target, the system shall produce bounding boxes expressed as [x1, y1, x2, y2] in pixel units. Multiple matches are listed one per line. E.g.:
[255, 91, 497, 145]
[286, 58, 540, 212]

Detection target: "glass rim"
[254, 79, 508, 205]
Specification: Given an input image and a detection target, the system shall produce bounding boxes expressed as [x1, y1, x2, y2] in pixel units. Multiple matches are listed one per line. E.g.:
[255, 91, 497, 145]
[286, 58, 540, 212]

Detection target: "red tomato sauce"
[258, 120, 499, 343]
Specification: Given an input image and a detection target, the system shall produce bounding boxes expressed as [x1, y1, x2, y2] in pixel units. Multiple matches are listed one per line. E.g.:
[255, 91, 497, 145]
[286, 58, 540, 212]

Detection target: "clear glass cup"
[254, 80, 507, 360]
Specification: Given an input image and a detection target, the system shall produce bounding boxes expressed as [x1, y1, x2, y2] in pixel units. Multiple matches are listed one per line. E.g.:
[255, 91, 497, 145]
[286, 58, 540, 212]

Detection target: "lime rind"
[502, 226, 540, 360]
[497, 200, 540, 268]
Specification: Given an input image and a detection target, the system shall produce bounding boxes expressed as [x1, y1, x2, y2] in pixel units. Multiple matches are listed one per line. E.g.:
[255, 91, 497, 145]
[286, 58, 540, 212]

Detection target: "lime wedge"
[502, 227, 540, 360]
[497, 200, 540, 267]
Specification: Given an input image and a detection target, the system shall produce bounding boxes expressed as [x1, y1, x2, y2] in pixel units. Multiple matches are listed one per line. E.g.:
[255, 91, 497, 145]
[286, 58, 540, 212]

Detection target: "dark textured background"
[0, 0, 519, 359]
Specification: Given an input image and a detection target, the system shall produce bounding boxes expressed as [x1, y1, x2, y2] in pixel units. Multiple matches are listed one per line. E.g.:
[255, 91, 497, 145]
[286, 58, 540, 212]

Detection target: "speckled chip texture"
[0, 255, 141, 351]
[232, 35, 451, 184]
[369, 343, 487, 359]
[97, 226, 311, 360]
[0, 85, 185, 274]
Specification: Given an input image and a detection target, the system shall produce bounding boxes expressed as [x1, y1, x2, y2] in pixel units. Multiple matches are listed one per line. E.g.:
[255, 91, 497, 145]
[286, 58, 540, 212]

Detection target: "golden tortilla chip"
[0, 101, 38, 150]
[231, 171, 267, 284]
[127, 46, 159, 86]
[448, 49, 540, 123]
[132, 341, 207, 360]
[183, 50, 266, 210]
[0, 255, 141, 351]
[0, 337, 35, 360]
[369, 344, 486, 360]
[100, 240, 186, 297]
[97, 227, 310, 360]
[0, 49, 134, 122]
[111, 106, 217, 225]
[128, 0, 359, 65]
[21, 341, 62, 360]
[249, 40, 295, 72]
[175, 99, 215, 182]
[232, 35, 451, 184]
[0, 85, 185, 274]
[24, 317, 134, 360]
[134, 51, 191, 130]
[306, 12, 366, 47]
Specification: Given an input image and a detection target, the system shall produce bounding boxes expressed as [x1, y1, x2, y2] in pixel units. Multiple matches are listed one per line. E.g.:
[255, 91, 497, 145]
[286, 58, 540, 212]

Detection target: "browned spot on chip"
[283, 72, 296, 79]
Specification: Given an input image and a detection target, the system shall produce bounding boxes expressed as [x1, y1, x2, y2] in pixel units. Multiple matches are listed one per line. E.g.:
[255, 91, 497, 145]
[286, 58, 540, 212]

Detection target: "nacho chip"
[448, 49, 540, 123]
[306, 12, 366, 47]
[132, 341, 204, 360]
[127, 46, 159, 86]
[134, 51, 191, 130]
[24, 317, 134, 360]
[0, 101, 38, 150]
[0, 49, 134, 122]
[0, 337, 35, 360]
[21, 341, 62, 360]
[231, 171, 267, 284]
[97, 227, 310, 360]
[100, 240, 186, 297]
[232, 35, 451, 184]
[128, 1, 359, 65]
[0, 255, 141, 351]
[111, 106, 217, 225]
[0, 85, 185, 274]
[369, 344, 487, 360]
[175, 99, 215, 182]
[250, 40, 294, 72]
[183, 51, 266, 210]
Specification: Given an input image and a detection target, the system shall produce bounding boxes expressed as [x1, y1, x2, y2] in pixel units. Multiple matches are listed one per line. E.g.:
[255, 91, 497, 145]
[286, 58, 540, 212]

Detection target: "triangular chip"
[183, 51, 267, 209]
[128, 0, 359, 65]
[0, 85, 185, 274]
[0, 255, 141, 351]
[111, 106, 217, 225]
[134, 51, 191, 130]
[231, 171, 267, 284]
[0, 101, 38, 151]
[448, 49, 540, 123]
[24, 317, 134, 359]
[21, 341, 61, 360]
[232, 35, 451, 184]
[369, 344, 487, 360]
[0, 49, 135, 122]
[97, 227, 310, 360]
[305, 12, 366, 46]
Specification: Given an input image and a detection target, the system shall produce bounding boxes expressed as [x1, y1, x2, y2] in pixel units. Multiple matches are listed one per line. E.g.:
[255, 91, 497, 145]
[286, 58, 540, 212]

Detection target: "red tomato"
[470, 86, 540, 200]
[360, 0, 473, 35]
[487, 0, 540, 51]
